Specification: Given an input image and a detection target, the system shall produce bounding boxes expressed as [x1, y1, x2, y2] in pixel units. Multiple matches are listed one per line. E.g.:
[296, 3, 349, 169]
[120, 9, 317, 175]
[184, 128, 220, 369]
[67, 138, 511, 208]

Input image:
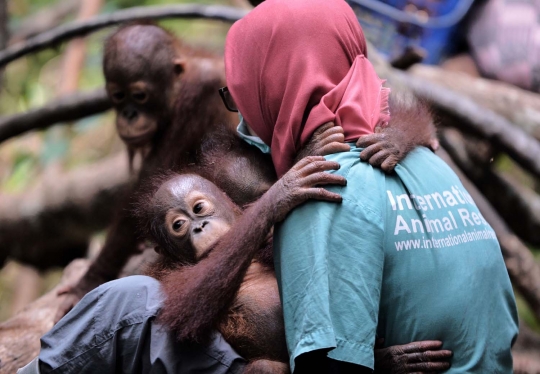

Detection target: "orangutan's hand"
[266, 156, 346, 222]
[296, 122, 350, 163]
[375, 339, 452, 374]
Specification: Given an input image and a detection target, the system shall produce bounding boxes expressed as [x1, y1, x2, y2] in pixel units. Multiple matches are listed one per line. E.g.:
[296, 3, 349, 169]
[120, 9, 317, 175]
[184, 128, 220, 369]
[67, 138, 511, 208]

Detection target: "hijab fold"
[225, 0, 390, 177]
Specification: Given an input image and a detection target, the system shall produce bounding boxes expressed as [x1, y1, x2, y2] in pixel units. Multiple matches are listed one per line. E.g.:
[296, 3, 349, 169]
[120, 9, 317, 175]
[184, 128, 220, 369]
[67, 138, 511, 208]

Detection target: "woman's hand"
[265, 156, 347, 222]
[295, 122, 351, 162]
[375, 339, 452, 374]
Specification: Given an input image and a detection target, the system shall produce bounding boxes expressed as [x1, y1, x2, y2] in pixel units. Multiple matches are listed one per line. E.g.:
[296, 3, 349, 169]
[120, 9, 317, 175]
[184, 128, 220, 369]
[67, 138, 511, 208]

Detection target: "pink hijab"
[225, 0, 389, 177]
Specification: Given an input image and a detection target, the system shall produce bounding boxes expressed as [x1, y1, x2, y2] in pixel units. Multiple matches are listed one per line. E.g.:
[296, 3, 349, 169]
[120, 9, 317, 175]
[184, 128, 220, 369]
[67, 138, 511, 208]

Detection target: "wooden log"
[410, 64, 540, 140]
[0, 259, 89, 373]
[0, 88, 111, 144]
[9, 264, 41, 317]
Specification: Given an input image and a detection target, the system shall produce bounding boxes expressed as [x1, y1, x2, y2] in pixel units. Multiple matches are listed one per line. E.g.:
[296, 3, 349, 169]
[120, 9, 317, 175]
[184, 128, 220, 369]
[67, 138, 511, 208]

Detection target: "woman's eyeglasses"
[218, 86, 238, 112]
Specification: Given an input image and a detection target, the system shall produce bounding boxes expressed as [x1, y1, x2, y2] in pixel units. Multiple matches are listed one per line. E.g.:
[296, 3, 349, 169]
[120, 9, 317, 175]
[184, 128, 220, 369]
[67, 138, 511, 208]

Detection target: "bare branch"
[0, 4, 248, 67]
[394, 70, 540, 179]
[438, 147, 540, 323]
[0, 153, 130, 270]
[410, 64, 540, 141]
[0, 88, 110, 144]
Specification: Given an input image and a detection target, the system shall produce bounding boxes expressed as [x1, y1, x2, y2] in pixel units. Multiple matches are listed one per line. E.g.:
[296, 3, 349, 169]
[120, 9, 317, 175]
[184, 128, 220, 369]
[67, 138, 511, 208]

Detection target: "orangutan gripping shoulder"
[136, 161, 452, 374]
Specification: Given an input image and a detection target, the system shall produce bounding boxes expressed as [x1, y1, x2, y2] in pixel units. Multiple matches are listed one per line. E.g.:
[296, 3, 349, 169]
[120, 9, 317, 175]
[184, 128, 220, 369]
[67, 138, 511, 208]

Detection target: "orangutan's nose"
[193, 221, 209, 233]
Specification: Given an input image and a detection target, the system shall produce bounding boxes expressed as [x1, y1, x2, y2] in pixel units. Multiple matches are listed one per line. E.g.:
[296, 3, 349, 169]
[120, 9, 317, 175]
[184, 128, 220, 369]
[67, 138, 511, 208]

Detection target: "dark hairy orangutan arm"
[296, 96, 438, 173]
[357, 95, 438, 172]
[159, 156, 347, 342]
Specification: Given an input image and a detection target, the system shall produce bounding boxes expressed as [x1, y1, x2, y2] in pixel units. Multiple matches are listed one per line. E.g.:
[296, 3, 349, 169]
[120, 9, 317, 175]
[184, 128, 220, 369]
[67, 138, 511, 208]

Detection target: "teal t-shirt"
[273, 146, 518, 372]
[379, 147, 518, 373]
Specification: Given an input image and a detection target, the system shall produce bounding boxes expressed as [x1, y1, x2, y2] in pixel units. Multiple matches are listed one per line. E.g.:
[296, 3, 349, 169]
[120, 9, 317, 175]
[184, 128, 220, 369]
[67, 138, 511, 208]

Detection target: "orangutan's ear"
[173, 58, 186, 75]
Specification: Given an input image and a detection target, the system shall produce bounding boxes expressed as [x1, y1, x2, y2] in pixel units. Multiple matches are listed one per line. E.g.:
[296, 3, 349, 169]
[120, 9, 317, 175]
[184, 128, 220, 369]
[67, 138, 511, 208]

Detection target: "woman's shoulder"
[396, 147, 462, 186]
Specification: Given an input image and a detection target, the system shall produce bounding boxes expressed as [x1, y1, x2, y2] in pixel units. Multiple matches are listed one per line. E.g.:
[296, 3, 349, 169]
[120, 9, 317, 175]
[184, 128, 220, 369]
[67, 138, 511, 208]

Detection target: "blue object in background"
[347, 0, 474, 64]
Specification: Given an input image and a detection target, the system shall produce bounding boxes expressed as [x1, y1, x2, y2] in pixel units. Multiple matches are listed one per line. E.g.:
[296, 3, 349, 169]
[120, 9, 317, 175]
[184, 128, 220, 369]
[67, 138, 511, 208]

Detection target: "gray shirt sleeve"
[36, 275, 246, 374]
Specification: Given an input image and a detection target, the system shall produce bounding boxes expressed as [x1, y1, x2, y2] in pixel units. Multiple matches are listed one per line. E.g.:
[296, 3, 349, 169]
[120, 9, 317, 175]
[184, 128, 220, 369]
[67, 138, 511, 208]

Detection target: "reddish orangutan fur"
[145, 191, 273, 345]
[385, 93, 438, 152]
[66, 24, 235, 306]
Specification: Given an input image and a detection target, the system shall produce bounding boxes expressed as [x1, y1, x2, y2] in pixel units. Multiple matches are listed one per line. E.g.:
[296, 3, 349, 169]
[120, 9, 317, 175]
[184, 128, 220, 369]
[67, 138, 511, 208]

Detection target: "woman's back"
[379, 147, 518, 373]
[274, 146, 518, 372]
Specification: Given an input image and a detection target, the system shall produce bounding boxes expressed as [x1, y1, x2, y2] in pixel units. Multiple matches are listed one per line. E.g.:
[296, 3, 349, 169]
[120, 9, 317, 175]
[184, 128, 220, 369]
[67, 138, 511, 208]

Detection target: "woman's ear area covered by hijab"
[225, 0, 389, 177]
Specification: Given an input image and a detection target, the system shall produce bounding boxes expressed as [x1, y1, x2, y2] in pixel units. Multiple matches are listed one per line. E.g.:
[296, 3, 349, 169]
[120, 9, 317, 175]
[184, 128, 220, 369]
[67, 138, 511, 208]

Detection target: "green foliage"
[3, 152, 38, 192]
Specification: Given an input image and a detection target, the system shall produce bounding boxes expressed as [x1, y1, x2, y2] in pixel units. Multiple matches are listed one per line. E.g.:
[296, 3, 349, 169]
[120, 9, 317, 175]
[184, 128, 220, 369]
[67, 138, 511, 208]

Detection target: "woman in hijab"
[225, 0, 518, 373]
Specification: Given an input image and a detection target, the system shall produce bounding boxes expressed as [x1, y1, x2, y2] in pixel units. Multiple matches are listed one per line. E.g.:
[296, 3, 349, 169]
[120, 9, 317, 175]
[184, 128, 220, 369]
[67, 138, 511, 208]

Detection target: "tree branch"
[367, 44, 540, 180]
[409, 64, 540, 141]
[0, 88, 110, 144]
[440, 128, 540, 246]
[0, 4, 248, 67]
[394, 70, 540, 180]
[0, 153, 130, 270]
[437, 147, 540, 323]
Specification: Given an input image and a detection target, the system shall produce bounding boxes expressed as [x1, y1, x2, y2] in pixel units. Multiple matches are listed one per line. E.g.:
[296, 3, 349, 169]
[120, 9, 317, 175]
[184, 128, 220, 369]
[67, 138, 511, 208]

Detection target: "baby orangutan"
[137, 159, 452, 373]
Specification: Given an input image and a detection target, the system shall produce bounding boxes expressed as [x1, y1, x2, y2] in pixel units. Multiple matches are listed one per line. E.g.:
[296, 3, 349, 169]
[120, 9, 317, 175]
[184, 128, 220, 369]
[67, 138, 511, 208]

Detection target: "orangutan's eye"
[132, 91, 148, 103]
[112, 91, 125, 103]
[172, 219, 185, 231]
[193, 202, 203, 214]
